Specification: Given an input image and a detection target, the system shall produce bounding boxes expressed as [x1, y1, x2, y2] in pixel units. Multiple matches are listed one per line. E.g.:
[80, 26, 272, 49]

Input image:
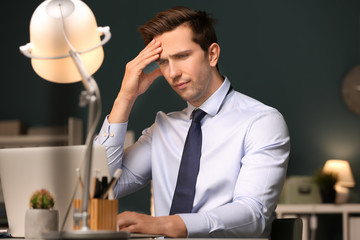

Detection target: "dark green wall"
[2, 0, 360, 213]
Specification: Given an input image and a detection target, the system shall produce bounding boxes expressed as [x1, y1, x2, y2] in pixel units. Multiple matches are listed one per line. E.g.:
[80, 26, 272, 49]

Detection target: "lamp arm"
[68, 50, 92, 93]
[19, 26, 111, 60]
[78, 77, 101, 231]
[68, 47, 102, 231]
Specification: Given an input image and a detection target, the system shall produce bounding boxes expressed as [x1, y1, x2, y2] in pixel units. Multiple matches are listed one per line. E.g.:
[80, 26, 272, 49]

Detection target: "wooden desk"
[276, 204, 360, 240]
[1, 228, 269, 239]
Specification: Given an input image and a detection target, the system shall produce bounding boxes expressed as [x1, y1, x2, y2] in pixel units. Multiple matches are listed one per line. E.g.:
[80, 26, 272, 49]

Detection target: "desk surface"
[1, 228, 268, 240]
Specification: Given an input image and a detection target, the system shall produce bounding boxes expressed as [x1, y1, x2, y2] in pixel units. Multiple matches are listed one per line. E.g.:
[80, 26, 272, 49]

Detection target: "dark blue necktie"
[170, 109, 207, 215]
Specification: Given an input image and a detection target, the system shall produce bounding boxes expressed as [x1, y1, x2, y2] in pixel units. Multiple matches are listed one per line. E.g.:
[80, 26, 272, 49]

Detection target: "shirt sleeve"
[94, 116, 128, 177]
[94, 116, 154, 199]
[178, 110, 290, 238]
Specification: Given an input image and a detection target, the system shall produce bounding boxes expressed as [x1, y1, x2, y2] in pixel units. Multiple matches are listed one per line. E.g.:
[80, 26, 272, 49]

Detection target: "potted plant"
[314, 171, 338, 203]
[25, 189, 59, 239]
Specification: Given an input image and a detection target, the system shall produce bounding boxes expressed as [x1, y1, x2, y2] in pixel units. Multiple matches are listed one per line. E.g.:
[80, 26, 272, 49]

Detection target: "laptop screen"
[0, 145, 110, 237]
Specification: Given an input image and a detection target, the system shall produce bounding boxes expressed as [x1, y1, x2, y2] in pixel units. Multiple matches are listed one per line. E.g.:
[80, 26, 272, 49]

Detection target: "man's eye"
[157, 60, 168, 65]
[177, 54, 188, 59]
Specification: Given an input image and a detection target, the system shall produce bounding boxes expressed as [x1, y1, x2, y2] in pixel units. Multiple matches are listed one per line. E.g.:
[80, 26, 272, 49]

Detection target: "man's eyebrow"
[156, 50, 193, 62]
[169, 50, 192, 58]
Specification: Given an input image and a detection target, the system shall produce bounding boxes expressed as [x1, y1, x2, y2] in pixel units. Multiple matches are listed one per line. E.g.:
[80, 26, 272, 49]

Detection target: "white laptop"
[0, 145, 111, 237]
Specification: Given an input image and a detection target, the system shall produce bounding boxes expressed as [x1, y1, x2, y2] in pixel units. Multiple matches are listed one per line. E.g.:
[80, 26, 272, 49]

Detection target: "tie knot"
[192, 109, 206, 123]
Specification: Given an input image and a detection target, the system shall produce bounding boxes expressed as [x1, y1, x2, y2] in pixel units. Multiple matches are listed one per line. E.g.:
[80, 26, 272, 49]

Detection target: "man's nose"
[169, 61, 181, 80]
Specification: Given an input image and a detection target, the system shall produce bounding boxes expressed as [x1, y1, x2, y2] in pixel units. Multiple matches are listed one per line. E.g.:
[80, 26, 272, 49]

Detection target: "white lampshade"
[28, 0, 104, 83]
[323, 159, 355, 188]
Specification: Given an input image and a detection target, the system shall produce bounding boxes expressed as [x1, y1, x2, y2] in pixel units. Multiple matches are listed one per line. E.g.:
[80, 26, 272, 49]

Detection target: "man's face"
[154, 25, 218, 107]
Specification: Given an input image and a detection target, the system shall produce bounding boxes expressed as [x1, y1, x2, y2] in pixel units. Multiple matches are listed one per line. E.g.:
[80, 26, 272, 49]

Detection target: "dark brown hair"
[138, 6, 218, 53]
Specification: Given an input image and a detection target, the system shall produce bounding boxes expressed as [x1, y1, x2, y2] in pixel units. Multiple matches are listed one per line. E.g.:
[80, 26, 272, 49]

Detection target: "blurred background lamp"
[19, 0, 127, 239]
[323, 159, 355, 187]
[323, 159, 355, 204]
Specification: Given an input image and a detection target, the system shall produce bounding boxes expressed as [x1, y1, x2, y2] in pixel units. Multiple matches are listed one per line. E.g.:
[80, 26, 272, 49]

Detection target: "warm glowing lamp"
[322, 159, 355, 204]
[20, 0, 128, 239]
[323, 160, 355, 187]
[20, 0, 110, 84]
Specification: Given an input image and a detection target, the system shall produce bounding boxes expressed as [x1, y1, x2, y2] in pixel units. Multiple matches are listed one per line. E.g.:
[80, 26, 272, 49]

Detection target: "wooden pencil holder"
[73, 198, 118, 231]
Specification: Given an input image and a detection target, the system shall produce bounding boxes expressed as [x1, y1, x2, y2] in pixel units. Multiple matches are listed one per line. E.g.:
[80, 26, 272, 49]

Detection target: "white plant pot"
[25, 209, 59, 239]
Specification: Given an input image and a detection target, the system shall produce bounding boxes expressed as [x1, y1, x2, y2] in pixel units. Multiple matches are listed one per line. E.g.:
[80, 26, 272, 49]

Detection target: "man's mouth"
[174, 81, 190, 90]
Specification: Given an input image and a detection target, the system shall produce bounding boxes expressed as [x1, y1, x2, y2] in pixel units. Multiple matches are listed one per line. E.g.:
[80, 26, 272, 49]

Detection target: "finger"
[146, 68, 163, 82]
[135, 40, 162, 64]
[136, 47, 162, 67]
[128, 51, 161, 77]
[117, 212, 143, 233]
[125, 50, 161, 81]
[116, 212, 135, 228]
[137, 40, 161, 61]
[119, 225, 138, 233]
[141, 39, 160, 53]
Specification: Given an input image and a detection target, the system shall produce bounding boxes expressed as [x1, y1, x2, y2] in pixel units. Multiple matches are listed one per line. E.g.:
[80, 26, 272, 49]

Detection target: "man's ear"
[208, 43, 220, 67]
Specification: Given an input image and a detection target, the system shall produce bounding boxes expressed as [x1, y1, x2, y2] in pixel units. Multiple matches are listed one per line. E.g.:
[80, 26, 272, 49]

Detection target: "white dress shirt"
[94, 77, 290, 238]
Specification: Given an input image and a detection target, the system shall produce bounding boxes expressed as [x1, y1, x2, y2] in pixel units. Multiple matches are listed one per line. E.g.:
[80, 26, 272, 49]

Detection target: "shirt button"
[103, 132, 107, 137]
[110, 133, 114, 137]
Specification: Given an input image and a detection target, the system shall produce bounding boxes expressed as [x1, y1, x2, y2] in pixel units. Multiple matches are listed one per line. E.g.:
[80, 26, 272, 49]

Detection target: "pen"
[93, 178, 102, 198]
[100, 169, 122, 199]
[101, 176, 108, 197]
[91, 168, 102, 198]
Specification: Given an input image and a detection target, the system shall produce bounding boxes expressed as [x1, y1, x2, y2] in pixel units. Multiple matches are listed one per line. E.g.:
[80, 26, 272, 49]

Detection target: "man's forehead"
[154, 26, 199, 57]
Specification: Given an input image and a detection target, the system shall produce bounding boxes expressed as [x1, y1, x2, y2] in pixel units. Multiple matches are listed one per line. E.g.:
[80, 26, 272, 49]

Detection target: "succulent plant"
[29, 189, 55, 209]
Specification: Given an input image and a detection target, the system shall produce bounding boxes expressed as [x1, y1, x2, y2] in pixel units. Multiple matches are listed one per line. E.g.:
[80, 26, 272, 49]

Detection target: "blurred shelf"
[0, 117, 83, 148]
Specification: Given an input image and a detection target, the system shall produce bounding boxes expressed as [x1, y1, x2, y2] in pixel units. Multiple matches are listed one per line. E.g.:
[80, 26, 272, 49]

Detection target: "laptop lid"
[0, 145, 110, 237]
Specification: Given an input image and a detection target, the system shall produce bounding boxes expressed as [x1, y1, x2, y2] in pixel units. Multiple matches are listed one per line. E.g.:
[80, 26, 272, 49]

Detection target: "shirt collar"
[186, 77, 231, 119]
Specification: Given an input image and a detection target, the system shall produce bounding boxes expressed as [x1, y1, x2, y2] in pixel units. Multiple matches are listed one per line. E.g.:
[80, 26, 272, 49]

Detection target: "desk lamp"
[19, 0, 128, 239]
[323, 159, 355, 204]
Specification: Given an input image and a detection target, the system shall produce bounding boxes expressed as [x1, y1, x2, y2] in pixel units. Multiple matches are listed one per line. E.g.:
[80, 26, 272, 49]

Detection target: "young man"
[95, 6, 290, 238]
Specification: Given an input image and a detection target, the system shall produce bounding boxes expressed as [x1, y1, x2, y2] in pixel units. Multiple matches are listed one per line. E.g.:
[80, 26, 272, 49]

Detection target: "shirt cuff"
[95, 115, 128, 147]
[178, 213, 209, 238]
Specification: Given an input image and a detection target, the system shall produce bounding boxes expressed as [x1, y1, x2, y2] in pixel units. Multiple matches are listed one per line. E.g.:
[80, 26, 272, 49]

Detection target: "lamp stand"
[51, 52, 128, 240]
[42, 51, 129, 240]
